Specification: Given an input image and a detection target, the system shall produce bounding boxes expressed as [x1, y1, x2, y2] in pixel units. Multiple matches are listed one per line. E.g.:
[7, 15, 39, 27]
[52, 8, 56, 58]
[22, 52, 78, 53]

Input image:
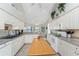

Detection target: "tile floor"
[16, 44, 59, 56]
[16, 44, 31, 56]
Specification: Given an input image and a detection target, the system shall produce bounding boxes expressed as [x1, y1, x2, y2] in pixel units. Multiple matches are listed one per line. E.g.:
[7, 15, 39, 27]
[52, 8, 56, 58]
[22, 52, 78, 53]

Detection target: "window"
[26, 26, 32, 32]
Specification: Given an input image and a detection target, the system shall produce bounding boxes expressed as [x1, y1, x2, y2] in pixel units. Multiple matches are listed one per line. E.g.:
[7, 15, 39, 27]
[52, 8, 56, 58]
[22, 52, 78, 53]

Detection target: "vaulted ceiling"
[15, 3, 57, 26]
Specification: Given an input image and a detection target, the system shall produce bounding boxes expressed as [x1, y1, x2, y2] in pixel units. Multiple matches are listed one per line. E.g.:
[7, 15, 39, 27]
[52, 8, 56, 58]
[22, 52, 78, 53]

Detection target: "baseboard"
[57, 52, 61, 56]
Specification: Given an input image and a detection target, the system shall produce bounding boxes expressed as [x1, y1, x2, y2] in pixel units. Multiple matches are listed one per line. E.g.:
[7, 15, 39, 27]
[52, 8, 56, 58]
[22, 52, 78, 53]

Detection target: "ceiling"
[15, 3, 57, 26]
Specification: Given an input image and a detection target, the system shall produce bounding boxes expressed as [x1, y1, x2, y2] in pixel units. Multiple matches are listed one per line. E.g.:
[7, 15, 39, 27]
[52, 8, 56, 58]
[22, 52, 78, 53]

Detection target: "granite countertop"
[58, 36, 79, 47]
[0, 34, 24, 45]
[50, 34, 79, 47]
[0, 39, 12, 45]
[24, 32, 40, 34]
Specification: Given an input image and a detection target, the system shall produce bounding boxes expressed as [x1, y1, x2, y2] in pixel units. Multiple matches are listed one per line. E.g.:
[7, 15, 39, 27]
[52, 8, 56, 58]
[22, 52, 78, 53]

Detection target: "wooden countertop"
[28, 37, 56, 56]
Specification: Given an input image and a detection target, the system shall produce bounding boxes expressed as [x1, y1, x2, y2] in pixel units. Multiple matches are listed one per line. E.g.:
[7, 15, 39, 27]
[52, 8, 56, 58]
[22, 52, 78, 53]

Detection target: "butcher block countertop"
[28, 36, 56, 56]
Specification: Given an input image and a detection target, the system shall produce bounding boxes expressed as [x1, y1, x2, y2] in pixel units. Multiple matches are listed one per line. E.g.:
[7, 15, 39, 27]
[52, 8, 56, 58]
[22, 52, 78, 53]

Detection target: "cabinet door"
[0, 44, 11, 56]
[70, 46, 79, 56]
[18, 36, 25, 49]
[11, 36, 25, 55]
[25, 35, 39, 43]
[51, 7, 79, 29]
[11, 38, 19, 55]
[0, 9, 8, 29]
[58, 39, 79, 56]
[0, 4, 24, 29]
[58, 39, 64, 55]
[0, 4, 18, 18]
[58, 39, 72, 56]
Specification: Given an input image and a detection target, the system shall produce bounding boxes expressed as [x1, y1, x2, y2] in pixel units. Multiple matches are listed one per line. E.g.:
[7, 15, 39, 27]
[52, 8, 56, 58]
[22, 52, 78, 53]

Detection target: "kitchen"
[0, 3, 79, 56]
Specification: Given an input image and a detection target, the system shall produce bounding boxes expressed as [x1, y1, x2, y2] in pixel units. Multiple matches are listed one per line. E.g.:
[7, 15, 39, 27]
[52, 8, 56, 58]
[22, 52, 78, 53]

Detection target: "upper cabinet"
[0, 3, 26, 23]
[0, 9, 7, 29]
[0, 3, 25, 29]
[0, 4, 17, 18]
[50, 6, 79, 29]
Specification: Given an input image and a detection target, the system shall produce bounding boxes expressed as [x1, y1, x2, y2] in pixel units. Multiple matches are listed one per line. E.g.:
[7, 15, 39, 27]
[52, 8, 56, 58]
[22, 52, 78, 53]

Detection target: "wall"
[72, 31, 79, 38]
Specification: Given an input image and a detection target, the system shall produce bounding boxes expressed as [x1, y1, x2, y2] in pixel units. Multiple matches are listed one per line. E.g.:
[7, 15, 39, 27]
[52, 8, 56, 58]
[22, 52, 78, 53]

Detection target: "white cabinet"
[47, 35, 58, 52]
[58, 39, 65, 55]
[0, 35, 25, 56]
[69, 44, 79, 56]
[0, 8, 24, 29]
[11, 35, 25, 55]
[74, 47, 79, 56]
[58, 39, 75, 56]
[58, 39, 79, 56]
[0, 3, 25, 22]
[0, 9, 7, 29]
[0, 4, 17, 17]
[18, 35, 25, 49]
[0, 4, 18, 20]
[12, 38, 20, 55]
[5, 12, 24, 29]
[0, 41, 12, 56]
[51, 6, 79, 29]
[0, 3, 25, 29]
[25, 34, 39, 43]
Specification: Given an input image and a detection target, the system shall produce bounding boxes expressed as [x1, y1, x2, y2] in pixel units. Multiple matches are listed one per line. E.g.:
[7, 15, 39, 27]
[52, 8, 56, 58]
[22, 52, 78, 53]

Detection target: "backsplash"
[0, 29, 23, 38]
[0, 30, 8, 37]
[72, 30, 79, 38]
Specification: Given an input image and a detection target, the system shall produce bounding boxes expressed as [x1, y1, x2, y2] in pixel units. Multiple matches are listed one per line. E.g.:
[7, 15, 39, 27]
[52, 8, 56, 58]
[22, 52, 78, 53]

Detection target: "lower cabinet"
[0, 35, 25, 56]
[25, 34, 39, 43]
[58, 39, 66, 55]
[58, 39, 79, 56]
[0, 41, 12, 56]
[11, 35, 25, 55]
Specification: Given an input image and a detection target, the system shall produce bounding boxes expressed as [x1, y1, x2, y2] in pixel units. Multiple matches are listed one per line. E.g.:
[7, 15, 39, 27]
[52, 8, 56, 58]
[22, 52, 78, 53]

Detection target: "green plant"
[51, 11, 56, 19]
[51, 3, 66, 20]
[58, 3, 66, 13]
[41, 27, 45, 33]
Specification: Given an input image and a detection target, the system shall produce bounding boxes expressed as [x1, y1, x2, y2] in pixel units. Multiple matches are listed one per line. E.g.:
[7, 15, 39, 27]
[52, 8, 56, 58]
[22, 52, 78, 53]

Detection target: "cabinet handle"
[76, 52, 79, 55]
[76, 48, 78, 50]
[74, 48, 79, 55]
[11, 4, 15, 7]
